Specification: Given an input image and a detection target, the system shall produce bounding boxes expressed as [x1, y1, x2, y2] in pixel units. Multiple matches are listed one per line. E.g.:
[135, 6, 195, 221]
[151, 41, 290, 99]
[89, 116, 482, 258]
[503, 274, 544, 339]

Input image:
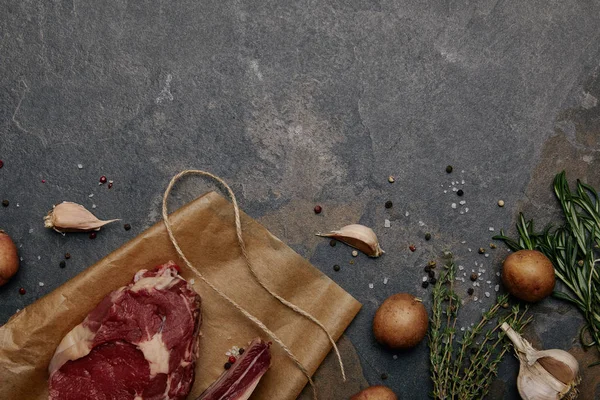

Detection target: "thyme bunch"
[429, 258, 530, 399]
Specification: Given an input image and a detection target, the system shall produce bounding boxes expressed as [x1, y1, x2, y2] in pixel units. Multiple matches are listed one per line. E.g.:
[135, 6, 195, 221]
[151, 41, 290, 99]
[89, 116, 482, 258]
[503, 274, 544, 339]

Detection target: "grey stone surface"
[1, 0, 600, 398]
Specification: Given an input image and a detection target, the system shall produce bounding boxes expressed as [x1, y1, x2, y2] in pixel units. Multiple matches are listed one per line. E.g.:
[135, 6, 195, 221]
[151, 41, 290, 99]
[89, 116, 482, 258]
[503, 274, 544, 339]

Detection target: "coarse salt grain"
[468, 248, 472, 252]
[488, 227, 495, 231]
[461, 240, 466, 244]
[77, 164, 83, 169]
[92, 204, 97, 209]
[451, 203, 457, 209]
[458, 265, 464, 270]
[37, 255, 41, 260]
[473, 296, 478, 301]
[28, 228, 34, 234]
[19, 257, 23, 261]
[383, 277, 389, 284]
[485, 292, 490, 298]
[393, 355, 398, 360]
[485, 254, 490, 258]
[461, 180, 465, 184]
[384, 219, 391, 228]
[459, 200, 466, 205]
[486, 281, 491, 284]
[465, 207, 469, 212]
[423, 276, 428, 282]
[443, 190, 447, 193]
[88, 193, 94, 198]
[38, 282, 44, 287]
[189, 279, 195, 285]
[494, 285, 500, 292]
[418, 221, 425, 226]
[368, 283, 374, 289]
[405, 211, 409, 217]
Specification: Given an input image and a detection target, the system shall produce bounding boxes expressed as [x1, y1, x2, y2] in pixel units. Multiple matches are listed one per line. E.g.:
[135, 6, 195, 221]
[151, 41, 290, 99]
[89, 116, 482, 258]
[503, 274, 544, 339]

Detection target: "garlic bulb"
[317, 224, 384, 257]
[501, 322, 580, 400]
[44, 202, 120, 233]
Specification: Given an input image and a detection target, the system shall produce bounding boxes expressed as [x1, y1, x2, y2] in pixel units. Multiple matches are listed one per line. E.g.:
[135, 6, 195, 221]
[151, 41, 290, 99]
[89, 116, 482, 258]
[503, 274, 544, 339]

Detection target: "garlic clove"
[44, 202, 120, 233]
[501, 322, 580, 400]
[316, 224, 384, 257]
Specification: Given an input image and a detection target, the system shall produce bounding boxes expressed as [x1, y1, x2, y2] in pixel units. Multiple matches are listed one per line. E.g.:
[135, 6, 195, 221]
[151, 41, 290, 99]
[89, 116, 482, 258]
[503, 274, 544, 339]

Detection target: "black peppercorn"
[385, 201, 393, 209]
[470, 273, 478, 281]
[425, 232, 431, 241]
[314, 205, 322, 214]
[424, 265, 431, 273]
[239, 348, 244, 355]
[429, 277, 437, 284]
[333, 264, 340, 272]
[224, 362, 231, 370]
[59, 261, 66, 268]
[381, 373, 388, 380]
[124, 223, 131, 231]
[89, 232, 97, 239]
[1, 200, 8, 207]
[467, 288, 474, 295]
[457, 189, 464, 196]
[446, 165, 453, 173]
[428, 270, 435, 279]
[421, 281, 429, 288]
[329, 239, 336, 247]
[64, 253, 71, 259]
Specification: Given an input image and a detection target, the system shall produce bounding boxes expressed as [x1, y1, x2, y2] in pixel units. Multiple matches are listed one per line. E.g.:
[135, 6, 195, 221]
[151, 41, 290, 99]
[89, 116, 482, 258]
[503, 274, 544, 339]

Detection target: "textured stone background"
[1, 1, 600, 398]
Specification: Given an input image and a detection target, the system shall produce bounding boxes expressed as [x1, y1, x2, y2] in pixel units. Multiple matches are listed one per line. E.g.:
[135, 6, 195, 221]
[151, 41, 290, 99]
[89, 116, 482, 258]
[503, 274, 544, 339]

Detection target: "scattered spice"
[489, 243, 496, 249]
[19, 287, 26, 295]
[99, 176, 107, 184]
[429, 277, 437, 284]
[313, 205, 322, 214]
[41, 179, 46, 183]
[333, 264, 340, 272]
[380, 373, 388, 380]
[124, 223, 131, 231]
[497, 200, 505, 207]
[478, 248, 485, 254]
[64, 252, 71, 259]
[457, 189, 464, 196]
[385, 200, 393, 209]
[428, 260, 437, 268]
[425, 233, 432, 241]
[238, 348, 244, 355]
[388, 175, 395, 183]
[108, 180, 113, 189]
[422, 281, 429, 288]
[59, 261, 66, 268]
[470, 273, 478, 281]
[446, 165, 453, 173]
[228, 356, 236, 364]
[224, 362, 231, 370]
[89, 232, 97, 239]
[467, 288, 474, 295]
[424, 265, 431, 273]
[409, 244, 416, 252]
[2, 200, 8, 207]
[428, 270, 435, 279]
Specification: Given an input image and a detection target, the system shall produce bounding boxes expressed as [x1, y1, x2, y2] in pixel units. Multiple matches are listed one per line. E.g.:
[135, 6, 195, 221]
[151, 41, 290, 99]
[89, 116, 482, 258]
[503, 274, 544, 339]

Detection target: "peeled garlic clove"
[44, 202, 120, 233]
[317, 224, 384, 257]
[501, 322, 580, 400]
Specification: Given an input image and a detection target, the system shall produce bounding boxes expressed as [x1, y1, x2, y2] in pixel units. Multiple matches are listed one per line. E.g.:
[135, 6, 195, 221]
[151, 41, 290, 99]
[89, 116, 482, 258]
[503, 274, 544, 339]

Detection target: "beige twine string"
[162, 170, 346, 398]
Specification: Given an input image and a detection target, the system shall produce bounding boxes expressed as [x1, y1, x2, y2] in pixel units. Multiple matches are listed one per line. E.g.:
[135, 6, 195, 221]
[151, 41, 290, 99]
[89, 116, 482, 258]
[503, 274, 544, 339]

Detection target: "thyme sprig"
[429, 257, 530, 399]
[494, 171, 600, 364]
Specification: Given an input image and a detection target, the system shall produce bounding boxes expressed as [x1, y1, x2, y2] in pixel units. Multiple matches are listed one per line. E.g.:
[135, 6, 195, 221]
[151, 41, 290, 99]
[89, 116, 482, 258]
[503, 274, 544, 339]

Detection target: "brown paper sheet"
[0, 192, 362, 399]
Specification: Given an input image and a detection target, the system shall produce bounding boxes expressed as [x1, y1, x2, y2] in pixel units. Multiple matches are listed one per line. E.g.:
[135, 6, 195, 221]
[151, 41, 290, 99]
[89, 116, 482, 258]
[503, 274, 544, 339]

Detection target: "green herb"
[494, 171, 600, 364]
[429, 257, 530, 399]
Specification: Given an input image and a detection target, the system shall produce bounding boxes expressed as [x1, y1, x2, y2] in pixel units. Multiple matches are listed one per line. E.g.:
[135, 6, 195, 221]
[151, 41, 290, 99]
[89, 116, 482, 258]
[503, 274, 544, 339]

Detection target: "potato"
[350, 385, 397, 400]
[502, 249, 555, 302]
[373, 293, 428, 349]
[0, 230, 19, 286]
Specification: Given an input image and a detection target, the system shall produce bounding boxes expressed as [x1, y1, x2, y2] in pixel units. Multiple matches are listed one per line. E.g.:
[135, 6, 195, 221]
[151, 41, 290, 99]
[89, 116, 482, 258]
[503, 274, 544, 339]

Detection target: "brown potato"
[0, 230, 19, 286]
[502, 249, 555, 302]
[350, 385, 398, 400]
[373, 293, 428, 349]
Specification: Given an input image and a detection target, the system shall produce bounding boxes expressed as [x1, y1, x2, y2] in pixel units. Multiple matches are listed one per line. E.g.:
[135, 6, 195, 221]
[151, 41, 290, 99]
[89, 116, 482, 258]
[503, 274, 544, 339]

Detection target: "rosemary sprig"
[428, 257, 530, 399]
[494, 171, 600, 363]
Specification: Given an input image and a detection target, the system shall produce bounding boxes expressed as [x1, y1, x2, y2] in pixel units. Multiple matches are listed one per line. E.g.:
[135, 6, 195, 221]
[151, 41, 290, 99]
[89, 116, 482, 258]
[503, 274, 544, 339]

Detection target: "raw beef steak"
[49, 261, 201, 400]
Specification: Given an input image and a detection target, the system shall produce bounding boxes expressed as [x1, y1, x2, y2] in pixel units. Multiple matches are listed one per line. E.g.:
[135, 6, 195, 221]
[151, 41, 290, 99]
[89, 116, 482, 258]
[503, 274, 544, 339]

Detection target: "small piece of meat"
[49, 262, 201, 400]
[197, 338, 271, 400]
